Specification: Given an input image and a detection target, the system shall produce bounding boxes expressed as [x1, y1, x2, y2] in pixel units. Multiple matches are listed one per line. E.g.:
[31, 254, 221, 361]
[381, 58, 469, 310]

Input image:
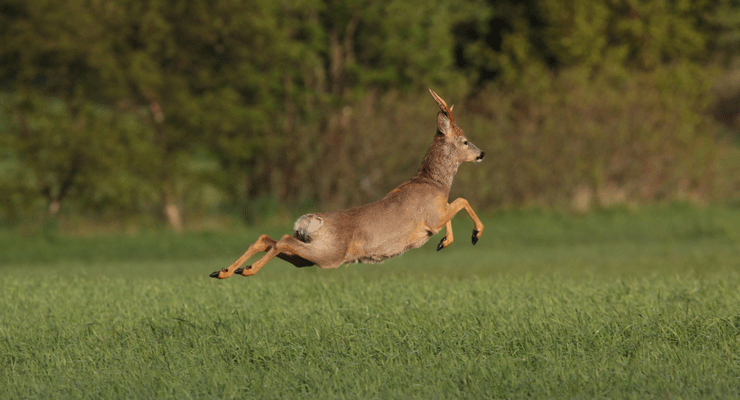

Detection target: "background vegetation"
[2, 0, 740, 231]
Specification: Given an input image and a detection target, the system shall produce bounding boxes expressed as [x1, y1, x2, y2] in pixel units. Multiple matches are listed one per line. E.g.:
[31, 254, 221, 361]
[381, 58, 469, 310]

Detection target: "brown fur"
[211, 89, 485, 279]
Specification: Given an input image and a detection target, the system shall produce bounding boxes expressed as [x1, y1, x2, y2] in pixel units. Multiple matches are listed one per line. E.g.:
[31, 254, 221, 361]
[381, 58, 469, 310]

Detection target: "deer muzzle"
[476, 151, 485, 162]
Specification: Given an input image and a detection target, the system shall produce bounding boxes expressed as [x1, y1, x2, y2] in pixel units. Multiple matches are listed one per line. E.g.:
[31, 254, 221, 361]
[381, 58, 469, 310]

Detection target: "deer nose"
[476, 151, 485, 161]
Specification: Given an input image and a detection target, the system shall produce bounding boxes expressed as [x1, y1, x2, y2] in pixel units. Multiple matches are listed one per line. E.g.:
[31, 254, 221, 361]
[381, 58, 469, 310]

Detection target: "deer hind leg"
[436, 220, 454, 251]
[210, 234, 315, 279]
[210, 234, 276, 279]
[237, 234, 341, 277]
[442, 198, 484, 245]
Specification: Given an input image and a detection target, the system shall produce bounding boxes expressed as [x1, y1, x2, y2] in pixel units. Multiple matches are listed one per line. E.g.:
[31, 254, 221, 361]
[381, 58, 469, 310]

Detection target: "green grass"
[1, 205, 740, 399]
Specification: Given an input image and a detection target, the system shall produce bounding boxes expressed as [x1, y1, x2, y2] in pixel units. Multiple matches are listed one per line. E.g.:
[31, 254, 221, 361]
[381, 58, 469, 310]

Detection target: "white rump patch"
[293, 214, 324, 243]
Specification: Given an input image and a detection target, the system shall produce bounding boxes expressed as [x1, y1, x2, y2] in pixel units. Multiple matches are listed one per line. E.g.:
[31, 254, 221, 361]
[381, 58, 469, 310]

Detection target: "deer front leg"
[436, 220, 454, 251]
[444, 198, 484, 245]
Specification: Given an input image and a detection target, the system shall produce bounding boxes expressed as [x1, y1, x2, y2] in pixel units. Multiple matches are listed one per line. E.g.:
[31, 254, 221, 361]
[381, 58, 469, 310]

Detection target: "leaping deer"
[210, 89, 485, 279]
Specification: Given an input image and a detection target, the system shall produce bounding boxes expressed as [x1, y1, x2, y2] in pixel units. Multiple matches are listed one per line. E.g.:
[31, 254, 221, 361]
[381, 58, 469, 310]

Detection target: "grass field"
[1, 205, 740, 399]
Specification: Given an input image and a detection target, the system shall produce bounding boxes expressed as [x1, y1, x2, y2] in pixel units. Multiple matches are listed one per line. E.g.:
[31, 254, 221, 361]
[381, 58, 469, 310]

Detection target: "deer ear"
[437, 112, 453, 136]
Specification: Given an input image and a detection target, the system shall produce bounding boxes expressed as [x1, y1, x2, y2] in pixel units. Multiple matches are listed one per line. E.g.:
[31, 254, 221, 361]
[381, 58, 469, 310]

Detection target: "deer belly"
[347, 228, 433, 264]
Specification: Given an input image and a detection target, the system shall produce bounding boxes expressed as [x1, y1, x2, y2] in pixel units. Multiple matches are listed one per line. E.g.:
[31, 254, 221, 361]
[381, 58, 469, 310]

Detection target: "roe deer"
[210, 89, 485, 279]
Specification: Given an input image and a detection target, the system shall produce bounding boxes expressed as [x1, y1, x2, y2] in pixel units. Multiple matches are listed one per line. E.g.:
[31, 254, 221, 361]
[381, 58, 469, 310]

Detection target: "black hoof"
[436, 237, 446, 251]
[234, 265, 252, 275]
[209, 271, 220, 278]
[472, 230, 479, 245]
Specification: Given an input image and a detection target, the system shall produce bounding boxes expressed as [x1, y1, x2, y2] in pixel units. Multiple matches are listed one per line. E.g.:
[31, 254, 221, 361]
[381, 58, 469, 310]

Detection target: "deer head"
[429, 88, 485, 164]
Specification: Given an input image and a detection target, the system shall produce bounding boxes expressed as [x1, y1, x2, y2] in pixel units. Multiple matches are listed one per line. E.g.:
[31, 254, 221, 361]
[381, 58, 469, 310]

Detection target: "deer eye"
[463, 140, 468, 146]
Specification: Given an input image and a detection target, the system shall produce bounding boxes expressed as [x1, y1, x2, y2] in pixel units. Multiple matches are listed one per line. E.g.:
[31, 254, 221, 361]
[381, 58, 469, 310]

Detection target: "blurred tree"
[539, 0, 611, 69]
[1, 95, 155, 217]
[452, 0, 556, 88]
[701, 0, 740, 67]
[266, 0, 481, 211]
[0, 0, 155, 219]
[454, 0, 727, 84]
[203, 0, 484, 216]
[607, 0, 709, 70]
[49, 0, 295, 228]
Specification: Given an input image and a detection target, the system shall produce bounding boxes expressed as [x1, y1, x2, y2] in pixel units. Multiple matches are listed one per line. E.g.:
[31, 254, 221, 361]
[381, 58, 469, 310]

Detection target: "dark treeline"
[1, 0, 740, 231]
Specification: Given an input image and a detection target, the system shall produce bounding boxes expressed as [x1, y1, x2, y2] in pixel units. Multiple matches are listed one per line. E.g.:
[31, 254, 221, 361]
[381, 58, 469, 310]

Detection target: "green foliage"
[1, 0, 740, 227]
[458, 0, 725, 81]
[0, 92, 156, 218]
[703, 0, 740, 66]
[540, 0, 611, 69]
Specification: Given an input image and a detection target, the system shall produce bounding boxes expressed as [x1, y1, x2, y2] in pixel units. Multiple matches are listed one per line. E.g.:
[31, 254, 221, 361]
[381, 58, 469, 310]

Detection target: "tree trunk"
[164, 203, 182, 232]
[162, 189, 182, 232]
[48, 198, 61, 216]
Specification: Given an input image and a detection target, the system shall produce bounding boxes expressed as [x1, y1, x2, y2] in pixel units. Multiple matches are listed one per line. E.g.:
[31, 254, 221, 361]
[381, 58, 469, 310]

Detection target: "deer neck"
[416, 135, 459, 193]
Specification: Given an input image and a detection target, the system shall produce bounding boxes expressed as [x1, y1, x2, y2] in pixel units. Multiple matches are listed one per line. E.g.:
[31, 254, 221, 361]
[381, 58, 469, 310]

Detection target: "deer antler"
[428, 88, 450, 114]
[429, 88, 463, 136]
